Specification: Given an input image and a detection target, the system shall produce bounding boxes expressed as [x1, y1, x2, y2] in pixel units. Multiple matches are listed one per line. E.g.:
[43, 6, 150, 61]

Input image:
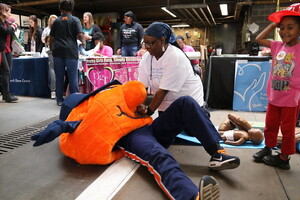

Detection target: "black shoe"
[209, 149, 240, 170]
[263, 153, 290, 170]
[253, 146, 272, 162]
[57, 101, 63, 106]
[198, 175, 220, 200]
[3, 94, 18, 102]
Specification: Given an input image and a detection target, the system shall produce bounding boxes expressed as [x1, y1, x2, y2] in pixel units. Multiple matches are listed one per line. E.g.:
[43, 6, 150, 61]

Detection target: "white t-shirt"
[42, 26, 51, 39]
[138, 44, 204, 111]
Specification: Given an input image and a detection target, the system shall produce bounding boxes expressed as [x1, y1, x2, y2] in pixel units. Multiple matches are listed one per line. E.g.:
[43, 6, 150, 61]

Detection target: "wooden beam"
[254, 0, 299, 4]
[11, 6, 50, 16]
[11, 0, 59, 7]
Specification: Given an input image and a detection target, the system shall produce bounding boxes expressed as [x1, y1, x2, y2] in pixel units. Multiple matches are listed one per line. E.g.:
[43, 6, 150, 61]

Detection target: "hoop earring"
[162, 45, 165, 52]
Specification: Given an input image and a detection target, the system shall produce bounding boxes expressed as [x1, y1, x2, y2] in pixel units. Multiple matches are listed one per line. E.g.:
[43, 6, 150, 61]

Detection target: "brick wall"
[251, 3, 291, 40]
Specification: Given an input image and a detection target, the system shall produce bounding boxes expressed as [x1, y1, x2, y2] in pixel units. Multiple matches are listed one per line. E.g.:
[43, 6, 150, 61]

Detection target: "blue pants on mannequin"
[117, 96, 222, 200]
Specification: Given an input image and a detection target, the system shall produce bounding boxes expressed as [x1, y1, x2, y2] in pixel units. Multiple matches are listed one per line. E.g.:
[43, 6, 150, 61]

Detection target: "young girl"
[27, 15, 43, 53]
[253, 3, 300, 170]
[41, 36, 56, 99]
[0, 3, 18, 102]
[82, 12, 101, 51]
[93, 32, 113, 57]
[136, 42, 147, 57]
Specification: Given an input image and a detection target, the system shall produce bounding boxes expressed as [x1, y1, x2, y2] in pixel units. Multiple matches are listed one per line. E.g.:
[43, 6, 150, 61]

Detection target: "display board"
[233, 60, 271, 111]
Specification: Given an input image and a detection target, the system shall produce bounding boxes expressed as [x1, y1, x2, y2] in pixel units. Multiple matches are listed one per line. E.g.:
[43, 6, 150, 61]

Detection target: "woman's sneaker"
[253, 146, 272, 162]
[209, 149, 240, 170]
[51, 92, 56, 99]
[263, 153, 290, 170]
[197, 175, 220, 200]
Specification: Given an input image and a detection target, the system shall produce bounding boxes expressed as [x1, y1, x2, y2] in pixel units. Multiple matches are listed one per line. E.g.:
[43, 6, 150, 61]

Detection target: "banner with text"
[83, 57, 141, 91]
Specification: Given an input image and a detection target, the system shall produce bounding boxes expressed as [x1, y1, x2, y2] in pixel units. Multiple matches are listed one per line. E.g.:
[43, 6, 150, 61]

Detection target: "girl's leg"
[280, 106, 298, 155]
[118, 126, 198, 200]
[264, 103, 281, 148]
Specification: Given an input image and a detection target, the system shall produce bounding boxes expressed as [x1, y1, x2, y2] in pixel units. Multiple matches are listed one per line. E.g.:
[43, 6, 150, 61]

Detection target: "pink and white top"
[268, 41, 300, 107]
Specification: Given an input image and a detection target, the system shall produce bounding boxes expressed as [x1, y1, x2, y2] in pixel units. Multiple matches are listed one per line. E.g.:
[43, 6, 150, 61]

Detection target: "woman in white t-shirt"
[138, 22, 204, 116]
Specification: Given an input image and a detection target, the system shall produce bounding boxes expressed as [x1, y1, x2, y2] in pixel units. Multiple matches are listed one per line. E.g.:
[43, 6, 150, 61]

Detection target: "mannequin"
[218, 113, 264, 145]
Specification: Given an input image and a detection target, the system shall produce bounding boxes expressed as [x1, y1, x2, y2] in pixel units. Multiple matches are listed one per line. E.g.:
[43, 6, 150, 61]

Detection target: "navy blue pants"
[118, 96, 221, 200]
[53, 57, 79, 103]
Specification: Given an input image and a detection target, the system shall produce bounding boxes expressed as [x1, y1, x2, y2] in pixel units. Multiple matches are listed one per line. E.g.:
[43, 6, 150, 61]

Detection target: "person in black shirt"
[50, 0, 85, 106]
[117, 11, 144, 56]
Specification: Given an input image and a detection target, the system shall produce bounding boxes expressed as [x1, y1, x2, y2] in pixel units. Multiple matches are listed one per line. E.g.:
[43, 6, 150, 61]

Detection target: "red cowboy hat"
[268, 3, 300, 23]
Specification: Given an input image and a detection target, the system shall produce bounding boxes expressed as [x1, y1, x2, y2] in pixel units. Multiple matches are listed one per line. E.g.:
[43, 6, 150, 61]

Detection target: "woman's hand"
[117, 49, 122, 55]
[84, 35, 92, 41]
[135, 104, 148, 118]
[94, 52, 103, 57]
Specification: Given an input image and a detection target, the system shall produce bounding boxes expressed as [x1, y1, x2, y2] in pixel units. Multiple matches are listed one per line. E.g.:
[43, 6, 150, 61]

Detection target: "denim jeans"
[121, 45, 138, 56]
[53, 57, 79, 102]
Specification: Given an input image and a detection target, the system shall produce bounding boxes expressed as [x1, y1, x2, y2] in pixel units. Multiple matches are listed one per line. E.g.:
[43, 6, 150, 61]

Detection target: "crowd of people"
[0, 1, 204, 106]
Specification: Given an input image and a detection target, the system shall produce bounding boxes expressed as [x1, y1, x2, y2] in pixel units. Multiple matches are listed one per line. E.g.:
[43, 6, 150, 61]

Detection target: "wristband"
[146, 106, 154, 116]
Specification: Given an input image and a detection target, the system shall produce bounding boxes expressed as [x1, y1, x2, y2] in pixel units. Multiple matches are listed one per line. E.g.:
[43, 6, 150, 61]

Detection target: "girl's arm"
[255, 22, 277, 48]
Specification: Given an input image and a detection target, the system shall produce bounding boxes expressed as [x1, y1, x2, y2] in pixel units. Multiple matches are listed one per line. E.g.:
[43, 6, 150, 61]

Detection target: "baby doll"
[218, 113, 264, 145]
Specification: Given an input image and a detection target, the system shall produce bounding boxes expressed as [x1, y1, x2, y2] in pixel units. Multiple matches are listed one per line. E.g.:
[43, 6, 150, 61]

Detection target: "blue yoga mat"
[176, 132, 265, 149]
[176, 123, 266, 149]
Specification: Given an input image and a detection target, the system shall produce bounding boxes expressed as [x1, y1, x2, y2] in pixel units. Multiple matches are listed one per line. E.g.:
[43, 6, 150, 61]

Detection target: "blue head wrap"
[144, 22, 176, 44]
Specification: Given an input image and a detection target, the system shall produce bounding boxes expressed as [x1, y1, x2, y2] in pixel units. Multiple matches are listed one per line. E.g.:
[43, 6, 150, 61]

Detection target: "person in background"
[253, 3, 300, 170]
[176, 35, 201, 76]
[41, 35, 56, 99]
[82, 12, 101, 51]
[136, 41, 147, 57]
[41, 35, 50, 57]
[42, 14, 57, 44]
[117, 11, 144, 56]
[27, 15, 44, 53]
[42, 15, 57, 99]
[7, 17, 24, 57]
[0, 3, 18, 102]
[50, 0, 85, 106]
[9, 17, 24, 48]
[93, 32, 113, 57]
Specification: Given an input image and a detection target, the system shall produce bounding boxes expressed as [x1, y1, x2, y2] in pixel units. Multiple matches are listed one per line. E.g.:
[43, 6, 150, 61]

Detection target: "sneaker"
[197, 175, 220, 200]
[51, 92, 56, 99]
[209, 149, 240, 170]
[253, 146, 272, 162]
[263, 153, 290, 170]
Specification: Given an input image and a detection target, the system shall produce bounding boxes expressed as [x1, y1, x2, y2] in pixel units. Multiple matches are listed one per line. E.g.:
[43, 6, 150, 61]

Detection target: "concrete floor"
[0, 96, 299, 200]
